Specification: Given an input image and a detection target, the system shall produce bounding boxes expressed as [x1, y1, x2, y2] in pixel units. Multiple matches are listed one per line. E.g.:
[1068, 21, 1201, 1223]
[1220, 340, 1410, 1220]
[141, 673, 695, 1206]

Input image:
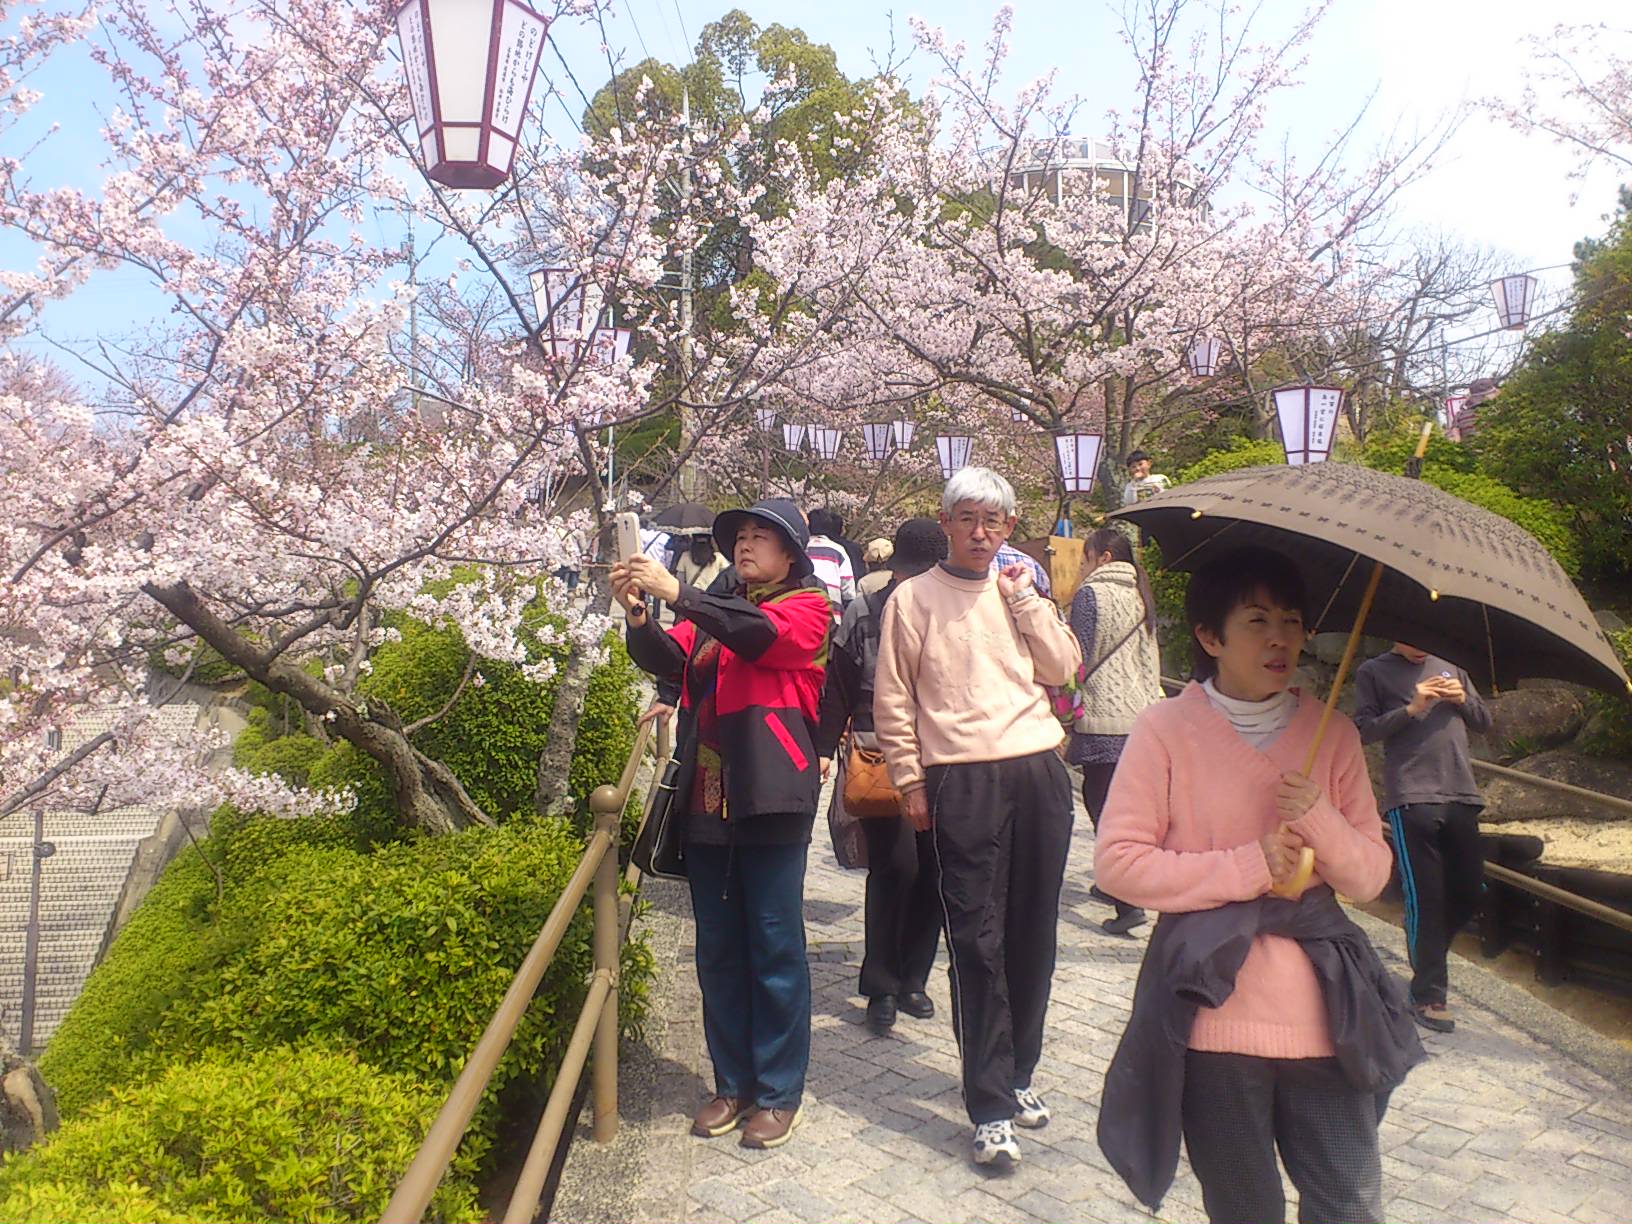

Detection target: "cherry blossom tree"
[0, 0, 865, 832]
[1488, 23, 1632, 186]
[737, 0, 1456, 509]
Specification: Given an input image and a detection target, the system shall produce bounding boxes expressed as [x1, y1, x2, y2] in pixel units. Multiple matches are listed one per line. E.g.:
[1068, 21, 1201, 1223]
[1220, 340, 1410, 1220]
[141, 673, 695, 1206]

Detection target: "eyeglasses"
[951, 512, 1009, 533]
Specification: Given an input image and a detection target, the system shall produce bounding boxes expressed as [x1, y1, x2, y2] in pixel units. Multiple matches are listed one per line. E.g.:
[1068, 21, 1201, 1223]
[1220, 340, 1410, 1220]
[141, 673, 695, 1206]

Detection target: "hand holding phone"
[612, 511, 646, 616]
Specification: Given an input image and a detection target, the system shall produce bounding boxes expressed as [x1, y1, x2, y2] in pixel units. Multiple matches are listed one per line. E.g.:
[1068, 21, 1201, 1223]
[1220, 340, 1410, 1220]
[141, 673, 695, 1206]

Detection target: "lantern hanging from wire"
[754, 407, 778, 433]
[782, 423, 807, 452]
[810, 427, 843, 462]
[530, 266, 604, 359]
[1010, 405, 1029, 423]
[1490, 273, 1537, 330]
[1271, 384, 1345, 466]
[1442, 393, 1468, 430]
[936, 434, 973, 480]
[395, 0, 550, 189]
[1187, 335, 1224, 378]
[892, 420, 916, 451]
[862, 422, 893, 463]
[1054, 432, 1105, 495]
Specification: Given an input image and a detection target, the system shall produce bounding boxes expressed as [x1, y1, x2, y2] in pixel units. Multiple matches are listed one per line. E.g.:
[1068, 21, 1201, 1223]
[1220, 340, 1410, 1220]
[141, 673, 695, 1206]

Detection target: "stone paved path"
[552, 785, 1632, 1224]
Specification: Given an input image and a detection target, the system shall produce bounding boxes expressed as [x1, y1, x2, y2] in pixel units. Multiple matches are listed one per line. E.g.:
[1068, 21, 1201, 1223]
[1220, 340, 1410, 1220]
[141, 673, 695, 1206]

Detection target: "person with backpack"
[816, 518, 950, 1034]
[1064, 528, 1165, 936]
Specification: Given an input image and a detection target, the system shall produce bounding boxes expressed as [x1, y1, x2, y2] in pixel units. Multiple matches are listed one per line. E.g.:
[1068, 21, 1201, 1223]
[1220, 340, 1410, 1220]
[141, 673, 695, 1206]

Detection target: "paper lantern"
[1490, 273, 1537, 330]
[1188, 336, 1224, 377]
[782, 423, 807, 452]
[862, 422, 893, 463]
[810, 426, 843, 462]
[1271, 384, 1345, 466]
[754, 407, 778, 432]
[1054, 432, 1104, 494]
[892, 420, 916, 451]
[936, 434, 972, 480]
[395, 0, 550, 189]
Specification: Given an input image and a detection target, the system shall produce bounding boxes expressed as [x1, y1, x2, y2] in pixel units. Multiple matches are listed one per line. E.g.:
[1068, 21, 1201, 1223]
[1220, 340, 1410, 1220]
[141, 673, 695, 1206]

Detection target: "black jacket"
[814, 582, 893, 756]
[1099, 887, 1424, 1211]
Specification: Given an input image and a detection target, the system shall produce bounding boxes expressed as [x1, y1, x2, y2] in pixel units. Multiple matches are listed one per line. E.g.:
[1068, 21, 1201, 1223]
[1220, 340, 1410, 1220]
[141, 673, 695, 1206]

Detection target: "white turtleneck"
[1201, 677, 1298, 749]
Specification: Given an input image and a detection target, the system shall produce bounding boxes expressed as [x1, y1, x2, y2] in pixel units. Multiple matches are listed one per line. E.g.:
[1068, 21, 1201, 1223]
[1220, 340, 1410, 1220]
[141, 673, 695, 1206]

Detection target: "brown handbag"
[843, 737, 901, 818]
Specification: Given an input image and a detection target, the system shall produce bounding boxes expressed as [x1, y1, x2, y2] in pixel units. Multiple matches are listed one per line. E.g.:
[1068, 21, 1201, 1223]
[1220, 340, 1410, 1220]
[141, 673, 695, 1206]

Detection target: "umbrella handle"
[1271, 847, 1317, 899]
[1272, 560, 1387, 901]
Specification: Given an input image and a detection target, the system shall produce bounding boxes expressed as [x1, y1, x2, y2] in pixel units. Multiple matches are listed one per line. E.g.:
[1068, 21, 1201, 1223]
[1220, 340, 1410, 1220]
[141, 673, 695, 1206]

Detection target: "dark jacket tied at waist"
[1099, 886, 1424, 1211]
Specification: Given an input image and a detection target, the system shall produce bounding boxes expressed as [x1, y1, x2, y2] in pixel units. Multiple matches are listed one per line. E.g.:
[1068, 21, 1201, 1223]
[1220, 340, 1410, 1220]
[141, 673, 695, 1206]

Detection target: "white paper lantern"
[1442, 394, 1468, 429]
[862, 422, 893, 463]
[936, 434, 973, 480]
[1187, 336, 1224, 378]
[1490, 273, 1537, 330]
[1054, 432, 1104, 495]
[530, 267, 602, 345]
[892, 420, 916, 451]
[395, 0, 550, 189]
[1010, 405, 1029, 423]
[810, 427, 843, 462]
[1272, 384, 1345, 466]
[583, 327, 632, 365]
[754, 407, 778, 432]
[782, 423, 807, 452]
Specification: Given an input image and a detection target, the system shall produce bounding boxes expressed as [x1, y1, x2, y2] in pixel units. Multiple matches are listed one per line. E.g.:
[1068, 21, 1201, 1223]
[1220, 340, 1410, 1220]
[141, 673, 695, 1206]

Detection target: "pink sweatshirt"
[1095, 682, 1392, 1059]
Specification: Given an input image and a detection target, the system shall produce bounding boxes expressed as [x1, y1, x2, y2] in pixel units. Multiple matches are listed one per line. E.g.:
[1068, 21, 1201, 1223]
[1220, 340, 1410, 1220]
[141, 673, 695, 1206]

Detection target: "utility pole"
[407, 213, 420, 420]
[677, 85, 697, 500]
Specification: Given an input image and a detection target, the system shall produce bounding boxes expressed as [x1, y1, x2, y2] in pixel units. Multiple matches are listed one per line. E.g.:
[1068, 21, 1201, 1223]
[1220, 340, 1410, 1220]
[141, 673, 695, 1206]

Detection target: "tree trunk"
[142, 581, 492, 835]
[533, 634, 599, 820]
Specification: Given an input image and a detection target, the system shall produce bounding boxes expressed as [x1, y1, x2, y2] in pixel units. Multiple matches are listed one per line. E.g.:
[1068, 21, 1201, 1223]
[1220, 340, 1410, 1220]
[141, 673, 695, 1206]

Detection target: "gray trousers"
[1181, 1051, 1384, 1224]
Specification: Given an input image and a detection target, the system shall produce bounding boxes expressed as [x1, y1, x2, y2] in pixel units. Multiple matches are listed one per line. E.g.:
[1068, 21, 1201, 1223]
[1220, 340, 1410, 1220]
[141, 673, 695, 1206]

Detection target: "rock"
[1470, 688, 1586, 762]
[1595, 609, 1627, 635]
[1, 1049, 59, 1156]
[1477, 749, 1632, 824]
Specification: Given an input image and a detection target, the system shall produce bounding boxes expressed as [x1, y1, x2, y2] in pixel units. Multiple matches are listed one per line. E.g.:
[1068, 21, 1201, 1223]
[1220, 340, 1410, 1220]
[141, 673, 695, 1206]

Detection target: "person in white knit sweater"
[1066, 528, 1164, 935]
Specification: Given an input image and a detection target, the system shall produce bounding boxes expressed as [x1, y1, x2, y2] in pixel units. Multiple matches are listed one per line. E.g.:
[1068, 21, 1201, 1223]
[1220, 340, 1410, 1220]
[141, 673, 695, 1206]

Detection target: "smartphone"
[613, 511, 646, 617]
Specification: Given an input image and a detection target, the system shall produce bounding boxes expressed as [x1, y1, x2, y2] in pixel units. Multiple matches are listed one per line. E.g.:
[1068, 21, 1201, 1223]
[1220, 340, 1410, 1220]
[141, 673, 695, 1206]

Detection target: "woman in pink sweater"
[1096, 547, 1398, 1224]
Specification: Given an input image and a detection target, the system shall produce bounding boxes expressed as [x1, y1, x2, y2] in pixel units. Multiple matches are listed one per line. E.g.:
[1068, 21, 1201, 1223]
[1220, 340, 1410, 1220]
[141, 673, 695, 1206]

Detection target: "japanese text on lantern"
[492, 3, 544, 137]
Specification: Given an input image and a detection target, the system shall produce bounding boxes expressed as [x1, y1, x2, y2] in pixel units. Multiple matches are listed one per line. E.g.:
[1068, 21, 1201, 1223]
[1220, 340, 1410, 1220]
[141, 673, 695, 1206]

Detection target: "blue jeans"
[686, 842, 811, 1109]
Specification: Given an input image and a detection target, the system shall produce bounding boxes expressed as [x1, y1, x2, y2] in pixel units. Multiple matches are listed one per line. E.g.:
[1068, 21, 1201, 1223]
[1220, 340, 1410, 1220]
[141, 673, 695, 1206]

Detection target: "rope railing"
[380, 715, 668, 1224]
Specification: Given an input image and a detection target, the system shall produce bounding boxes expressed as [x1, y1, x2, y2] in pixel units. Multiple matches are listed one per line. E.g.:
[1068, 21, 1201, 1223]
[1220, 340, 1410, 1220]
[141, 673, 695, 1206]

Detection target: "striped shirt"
[806, 535, 856, 620]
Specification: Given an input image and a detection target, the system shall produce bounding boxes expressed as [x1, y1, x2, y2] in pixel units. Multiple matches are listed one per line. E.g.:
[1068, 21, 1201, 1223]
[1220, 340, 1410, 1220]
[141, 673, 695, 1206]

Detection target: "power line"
[671, 0, 693, 62]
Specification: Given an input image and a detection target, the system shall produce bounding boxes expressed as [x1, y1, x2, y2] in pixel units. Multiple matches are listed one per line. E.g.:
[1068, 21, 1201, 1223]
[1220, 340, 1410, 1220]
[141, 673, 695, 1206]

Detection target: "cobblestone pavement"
[553, 786, 1632, 1224]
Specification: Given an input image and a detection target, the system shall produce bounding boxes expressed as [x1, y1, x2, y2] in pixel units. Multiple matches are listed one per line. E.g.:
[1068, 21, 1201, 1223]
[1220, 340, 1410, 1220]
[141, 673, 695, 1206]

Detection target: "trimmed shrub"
[0, 1047, 479, 1224]
[36, 852, 223, 1119]
[41, 816, 652, 1135]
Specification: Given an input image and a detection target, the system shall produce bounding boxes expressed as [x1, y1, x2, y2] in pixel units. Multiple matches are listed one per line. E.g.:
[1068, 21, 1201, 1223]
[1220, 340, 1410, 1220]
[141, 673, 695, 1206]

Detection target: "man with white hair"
[873, 466, 1083, 1170]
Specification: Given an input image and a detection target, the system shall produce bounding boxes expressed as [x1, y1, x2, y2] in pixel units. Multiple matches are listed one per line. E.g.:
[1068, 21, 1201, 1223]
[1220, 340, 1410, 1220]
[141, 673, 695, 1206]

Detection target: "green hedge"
[40, 816, 652, 1129]
[1581, 626, 1632, 758]
[0, 1047, 479, 1224]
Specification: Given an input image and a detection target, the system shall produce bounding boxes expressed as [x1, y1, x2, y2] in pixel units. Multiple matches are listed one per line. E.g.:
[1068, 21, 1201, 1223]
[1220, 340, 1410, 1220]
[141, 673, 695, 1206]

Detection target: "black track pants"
[926, 749, 1074, 1124]
[1386, 802, 1484, 1007]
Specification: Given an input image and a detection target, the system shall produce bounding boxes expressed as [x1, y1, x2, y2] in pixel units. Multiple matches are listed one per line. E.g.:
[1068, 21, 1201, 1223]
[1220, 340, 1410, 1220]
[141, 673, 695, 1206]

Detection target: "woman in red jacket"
[613, 498, 831, 1152]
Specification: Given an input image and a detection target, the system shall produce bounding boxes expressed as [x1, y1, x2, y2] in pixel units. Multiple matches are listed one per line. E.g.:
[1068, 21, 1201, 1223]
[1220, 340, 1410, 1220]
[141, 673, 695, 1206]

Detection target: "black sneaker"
[1088, 884, 1116, 905]
[1102, 909, 1148, 937]
[866, 995, 897, 1032]
[1412, 1003, 1455, 1033]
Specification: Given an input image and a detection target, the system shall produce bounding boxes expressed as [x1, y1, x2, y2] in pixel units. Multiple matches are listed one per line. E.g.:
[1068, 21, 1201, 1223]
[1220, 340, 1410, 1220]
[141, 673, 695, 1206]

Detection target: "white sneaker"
[1013, 1086, 1051, 1129]
[972, 1119, 1021, 1167]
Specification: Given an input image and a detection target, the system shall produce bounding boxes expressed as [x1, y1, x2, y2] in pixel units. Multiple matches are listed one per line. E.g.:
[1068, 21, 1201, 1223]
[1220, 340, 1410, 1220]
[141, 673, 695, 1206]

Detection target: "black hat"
[891, 517, 949, 575]
[712, 498, 813, 579]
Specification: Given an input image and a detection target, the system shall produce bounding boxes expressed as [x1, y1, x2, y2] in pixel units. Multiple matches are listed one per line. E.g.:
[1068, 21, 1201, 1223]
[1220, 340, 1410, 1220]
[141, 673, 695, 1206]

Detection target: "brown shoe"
[740, 1106, 801, 1149]
[691, 1095, 752, 1138]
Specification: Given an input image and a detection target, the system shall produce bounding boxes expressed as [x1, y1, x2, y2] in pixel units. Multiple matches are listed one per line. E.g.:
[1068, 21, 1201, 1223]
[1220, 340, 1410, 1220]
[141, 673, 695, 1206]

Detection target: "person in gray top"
[1353, 643, 1493, 1033]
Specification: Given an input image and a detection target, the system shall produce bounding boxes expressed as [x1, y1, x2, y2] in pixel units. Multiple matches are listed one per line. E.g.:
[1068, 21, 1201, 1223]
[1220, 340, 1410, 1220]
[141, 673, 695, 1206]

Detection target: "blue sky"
[7, 0, 1625, 384]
